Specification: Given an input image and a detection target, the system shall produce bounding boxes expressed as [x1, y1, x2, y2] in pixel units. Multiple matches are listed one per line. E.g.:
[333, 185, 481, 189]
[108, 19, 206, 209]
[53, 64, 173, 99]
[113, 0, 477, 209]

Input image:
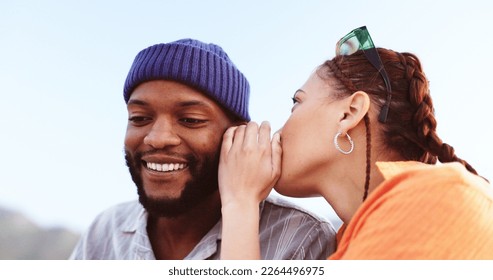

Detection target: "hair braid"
[363, 114, 371, 201]
[400, 53, 481, 177]
[396, 53, 437, 163]
[325, 59, 358, 93]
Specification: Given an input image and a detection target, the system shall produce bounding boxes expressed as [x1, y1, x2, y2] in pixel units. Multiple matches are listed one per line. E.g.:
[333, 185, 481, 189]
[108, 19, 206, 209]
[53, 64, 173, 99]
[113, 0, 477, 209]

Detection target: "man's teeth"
[146, 162, 186, 172]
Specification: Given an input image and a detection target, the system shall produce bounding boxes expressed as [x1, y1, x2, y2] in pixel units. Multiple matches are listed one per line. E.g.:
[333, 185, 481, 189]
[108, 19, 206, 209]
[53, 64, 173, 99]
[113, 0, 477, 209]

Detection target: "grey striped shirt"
[69, 195, 336, 260]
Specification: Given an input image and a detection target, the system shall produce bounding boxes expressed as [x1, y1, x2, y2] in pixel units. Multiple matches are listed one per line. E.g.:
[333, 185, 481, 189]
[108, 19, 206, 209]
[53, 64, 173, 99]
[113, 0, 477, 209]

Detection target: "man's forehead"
[127, 96, 216, 110]
[128, 81, 218, 106]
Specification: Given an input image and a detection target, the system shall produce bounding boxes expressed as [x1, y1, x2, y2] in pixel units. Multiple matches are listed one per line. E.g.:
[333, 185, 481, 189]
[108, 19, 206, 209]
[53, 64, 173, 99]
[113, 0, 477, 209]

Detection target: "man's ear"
[229, 113, 248, 126]
[339, 91, 370, 132]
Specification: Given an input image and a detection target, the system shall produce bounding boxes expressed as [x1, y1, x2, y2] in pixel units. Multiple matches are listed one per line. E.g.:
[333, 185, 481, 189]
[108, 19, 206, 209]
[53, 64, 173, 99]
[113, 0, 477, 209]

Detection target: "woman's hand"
[219, 121, 282, 208]
[218, 121, 282, 259]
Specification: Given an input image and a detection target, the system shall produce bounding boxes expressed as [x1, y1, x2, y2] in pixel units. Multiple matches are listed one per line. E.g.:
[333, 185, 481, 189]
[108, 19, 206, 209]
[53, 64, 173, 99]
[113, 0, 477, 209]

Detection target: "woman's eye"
[290, 97, 300, 113]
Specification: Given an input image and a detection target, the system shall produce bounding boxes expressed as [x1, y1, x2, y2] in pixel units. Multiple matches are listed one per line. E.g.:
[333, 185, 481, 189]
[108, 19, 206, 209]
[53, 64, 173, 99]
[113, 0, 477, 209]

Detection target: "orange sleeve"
[331, 163, 493, 259]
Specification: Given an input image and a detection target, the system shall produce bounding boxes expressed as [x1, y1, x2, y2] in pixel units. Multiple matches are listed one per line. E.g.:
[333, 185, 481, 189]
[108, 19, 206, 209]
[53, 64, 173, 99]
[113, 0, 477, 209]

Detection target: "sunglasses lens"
[337, 36, 360, 56]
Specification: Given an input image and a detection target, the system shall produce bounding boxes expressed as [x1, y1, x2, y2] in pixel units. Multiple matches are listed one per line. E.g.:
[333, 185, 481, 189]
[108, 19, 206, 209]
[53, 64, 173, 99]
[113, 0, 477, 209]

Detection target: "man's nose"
[143, 120, 181, 149]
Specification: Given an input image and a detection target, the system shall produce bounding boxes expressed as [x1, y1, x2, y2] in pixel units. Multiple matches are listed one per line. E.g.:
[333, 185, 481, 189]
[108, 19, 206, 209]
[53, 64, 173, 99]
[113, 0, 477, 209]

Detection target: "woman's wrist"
[221, 195, 260, 217]
[220, 195, 261, 259]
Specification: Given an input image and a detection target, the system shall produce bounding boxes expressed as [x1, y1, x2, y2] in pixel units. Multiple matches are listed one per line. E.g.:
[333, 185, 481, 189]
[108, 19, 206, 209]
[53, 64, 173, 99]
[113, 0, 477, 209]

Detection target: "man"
[70, 39, 335, 259]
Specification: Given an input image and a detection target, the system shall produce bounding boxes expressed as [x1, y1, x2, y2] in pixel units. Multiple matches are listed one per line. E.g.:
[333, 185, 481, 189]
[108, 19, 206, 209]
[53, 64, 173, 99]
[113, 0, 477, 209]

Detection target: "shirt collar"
[121, 202, 147, 233]
[187, 200, 266, 259]
[117, 200, 268, 259]
[184, 219, 222, 260]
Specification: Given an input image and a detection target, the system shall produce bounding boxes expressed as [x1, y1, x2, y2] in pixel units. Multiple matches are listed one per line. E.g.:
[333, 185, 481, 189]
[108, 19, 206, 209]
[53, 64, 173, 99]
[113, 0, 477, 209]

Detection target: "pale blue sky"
[1, 0, 492, 231]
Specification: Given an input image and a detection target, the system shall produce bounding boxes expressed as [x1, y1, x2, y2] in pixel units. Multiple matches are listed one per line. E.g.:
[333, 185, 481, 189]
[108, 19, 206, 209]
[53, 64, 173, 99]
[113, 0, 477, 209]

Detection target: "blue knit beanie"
[123, 39, 250, 121]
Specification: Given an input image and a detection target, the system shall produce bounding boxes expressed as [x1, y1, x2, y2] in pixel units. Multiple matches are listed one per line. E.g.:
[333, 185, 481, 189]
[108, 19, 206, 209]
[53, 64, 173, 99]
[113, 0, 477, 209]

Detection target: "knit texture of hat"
[123, 39, 250, 121]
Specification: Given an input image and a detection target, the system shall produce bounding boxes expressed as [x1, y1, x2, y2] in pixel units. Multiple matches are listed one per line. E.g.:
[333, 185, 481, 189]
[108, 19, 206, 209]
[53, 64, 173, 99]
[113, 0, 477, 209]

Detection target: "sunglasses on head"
[336, 26, 392, 123]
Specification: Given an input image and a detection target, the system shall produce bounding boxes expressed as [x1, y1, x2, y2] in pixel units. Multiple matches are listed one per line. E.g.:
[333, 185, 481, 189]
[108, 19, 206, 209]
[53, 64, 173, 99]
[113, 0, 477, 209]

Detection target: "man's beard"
[124, 149, 219, 218]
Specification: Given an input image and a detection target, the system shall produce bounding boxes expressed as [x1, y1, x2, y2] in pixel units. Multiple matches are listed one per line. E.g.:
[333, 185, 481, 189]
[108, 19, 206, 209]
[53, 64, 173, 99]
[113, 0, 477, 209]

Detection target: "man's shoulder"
[262, 195, 332, 225]
[70, 201, 147, 260]
[258, 195, 337, 259]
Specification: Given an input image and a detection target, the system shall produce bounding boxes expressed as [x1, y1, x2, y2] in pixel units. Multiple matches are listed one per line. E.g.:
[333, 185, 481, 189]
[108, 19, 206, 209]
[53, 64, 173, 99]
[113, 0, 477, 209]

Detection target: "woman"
[218, 26, 493, 259]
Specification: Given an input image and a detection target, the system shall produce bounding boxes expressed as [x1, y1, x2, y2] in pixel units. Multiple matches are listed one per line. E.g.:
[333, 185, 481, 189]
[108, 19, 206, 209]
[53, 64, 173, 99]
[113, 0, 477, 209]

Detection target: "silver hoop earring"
[334, 132, 354, 155]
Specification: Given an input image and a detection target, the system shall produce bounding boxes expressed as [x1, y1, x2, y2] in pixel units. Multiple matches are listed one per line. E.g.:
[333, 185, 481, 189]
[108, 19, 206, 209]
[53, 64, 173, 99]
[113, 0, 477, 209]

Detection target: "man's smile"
[144, 161, 188, 172]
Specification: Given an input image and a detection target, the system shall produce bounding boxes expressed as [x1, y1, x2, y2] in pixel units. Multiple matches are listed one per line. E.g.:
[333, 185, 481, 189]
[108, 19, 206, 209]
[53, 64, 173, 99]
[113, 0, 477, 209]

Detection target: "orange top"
[329, 161, 493, 259]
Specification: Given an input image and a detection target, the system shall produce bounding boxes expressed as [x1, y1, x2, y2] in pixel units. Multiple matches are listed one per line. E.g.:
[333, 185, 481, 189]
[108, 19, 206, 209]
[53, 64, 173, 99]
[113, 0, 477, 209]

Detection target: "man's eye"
[291, 97, 298, 104]
[129, 116, 151, 124]
[181, 118, 206, 125]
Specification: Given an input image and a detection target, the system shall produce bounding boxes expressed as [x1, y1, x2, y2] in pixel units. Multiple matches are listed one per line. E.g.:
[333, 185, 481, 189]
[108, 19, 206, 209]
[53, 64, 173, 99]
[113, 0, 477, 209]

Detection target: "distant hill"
[0, 206, 80, 260]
